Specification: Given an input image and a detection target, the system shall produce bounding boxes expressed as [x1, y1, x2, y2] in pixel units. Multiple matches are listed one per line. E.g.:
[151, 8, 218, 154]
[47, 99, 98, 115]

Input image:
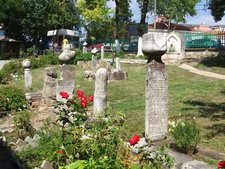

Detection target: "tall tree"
[208, 0, 225, 21]
[0, 0, 80, 45]
[76, 0, 112, 42]
[137, 0, 149, 56]
[113, 0, 132, 52]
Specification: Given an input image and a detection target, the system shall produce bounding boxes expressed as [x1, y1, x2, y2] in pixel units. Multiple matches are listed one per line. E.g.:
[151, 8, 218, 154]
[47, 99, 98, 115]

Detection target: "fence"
[91, 31, 225, 52]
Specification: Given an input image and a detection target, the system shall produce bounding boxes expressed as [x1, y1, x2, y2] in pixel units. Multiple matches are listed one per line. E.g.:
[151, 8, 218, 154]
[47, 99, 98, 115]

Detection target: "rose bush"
[129, 134, 140, 146]
[218, 160, 225, 169]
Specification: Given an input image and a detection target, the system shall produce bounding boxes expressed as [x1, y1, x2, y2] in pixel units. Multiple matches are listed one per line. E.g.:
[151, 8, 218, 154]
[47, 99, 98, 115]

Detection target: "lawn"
[8, 61, 225, 154]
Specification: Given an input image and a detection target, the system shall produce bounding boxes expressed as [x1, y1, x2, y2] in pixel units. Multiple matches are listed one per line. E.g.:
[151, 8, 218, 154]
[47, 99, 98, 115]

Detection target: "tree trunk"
[137, 0, 149, 56]
[114, 0, 120, 52]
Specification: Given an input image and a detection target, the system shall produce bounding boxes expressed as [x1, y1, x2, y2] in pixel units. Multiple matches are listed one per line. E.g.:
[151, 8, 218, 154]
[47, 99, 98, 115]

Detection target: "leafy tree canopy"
[208, 0, 225, 21]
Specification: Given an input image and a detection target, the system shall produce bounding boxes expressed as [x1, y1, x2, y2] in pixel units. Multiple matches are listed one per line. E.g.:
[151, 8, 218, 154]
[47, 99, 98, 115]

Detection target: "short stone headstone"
[93, 68, 108, 114]
[109, 57, 128, 80]
[42, 67, 57, 99]
[181, 160, 215, 169]
[83, 42, 88, 53]
[91, 48, 98, 70]
[40, 160, 54, 169]
[142, 32, 168, 141]
[56, 65, 75, 101]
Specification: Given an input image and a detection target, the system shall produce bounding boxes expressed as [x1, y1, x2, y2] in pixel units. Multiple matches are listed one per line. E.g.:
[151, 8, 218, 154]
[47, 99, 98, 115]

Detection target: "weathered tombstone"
[109, 57, 128, 80]
[42, 67, 57, 99]
[101, 45, 104, 61]
[142, 31, 168, 141]
[22, 59, 32, 91]
[82, 42, 88, 53]
[93, 68, 108, 114]
[162, 32, 185, 62]
[91, 48, 98, 70]
[56, 65, 75, 101]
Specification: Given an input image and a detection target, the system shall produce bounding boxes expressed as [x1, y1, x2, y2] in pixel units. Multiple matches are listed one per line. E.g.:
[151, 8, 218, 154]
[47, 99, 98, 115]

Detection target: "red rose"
[129, 134, 140, 146]
[81, 100, 88, 108]
[59, 91, 69, 99]
[80, 95, 87, 102]
[88, 95, 93, 102]
[218, 160, 225, 168]
[76, 89, 84, 98]
[58, 149, 65, 155]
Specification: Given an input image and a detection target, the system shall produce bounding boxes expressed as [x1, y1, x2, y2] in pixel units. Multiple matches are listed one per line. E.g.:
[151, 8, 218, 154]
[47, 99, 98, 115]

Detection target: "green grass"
[194, 52, 225, 75]
[7, 62, 225, 154]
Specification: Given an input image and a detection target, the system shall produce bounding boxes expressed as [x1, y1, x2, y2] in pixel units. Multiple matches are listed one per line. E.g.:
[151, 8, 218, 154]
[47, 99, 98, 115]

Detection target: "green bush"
[0, 86, 26, 111]
[13, 110, 34, 136]
[0, 60, 23, 83]
[170, 121, 201, 154]
[72, 49, 92, 64]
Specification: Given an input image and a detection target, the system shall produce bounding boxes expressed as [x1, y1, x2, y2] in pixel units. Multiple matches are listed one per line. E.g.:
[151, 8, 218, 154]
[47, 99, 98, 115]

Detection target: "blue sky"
[108, 0, 225, 26]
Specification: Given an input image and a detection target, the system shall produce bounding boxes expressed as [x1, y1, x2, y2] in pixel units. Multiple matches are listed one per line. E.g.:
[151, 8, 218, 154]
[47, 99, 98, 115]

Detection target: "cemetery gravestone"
[42, 67, 57, 99]
[93, 68, 108, 114]
[22, 59, 32, 91]
[142, 32, 168, 141]
[56, 65, 75, 101]
[91, 48, 98, 70]
[83, 42, 88, 53]
[101, 46, 104, 61]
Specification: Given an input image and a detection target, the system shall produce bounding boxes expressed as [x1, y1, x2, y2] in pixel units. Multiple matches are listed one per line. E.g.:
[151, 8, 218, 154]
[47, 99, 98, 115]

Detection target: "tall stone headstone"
[56, 65, 75, 101]
[22, 59, 32, 91]
[142, 32, 168, 141]
[91, 48, 98, 70]
[42, 67, 57, 99]
[93, 68, 108, 114]
[115, 57, 121, 71]
[101, 46, 104, 61]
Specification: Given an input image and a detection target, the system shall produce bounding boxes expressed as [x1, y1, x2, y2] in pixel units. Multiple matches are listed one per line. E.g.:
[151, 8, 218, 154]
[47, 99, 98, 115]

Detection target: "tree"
[136, 0, 199, 56]
[137, 0, 149, 56]
[152, 0, 200, 29]
[208, 0, 225, 21]
[113, 0, 132, 52]
[76, 0, 113, 43]
[0, 0, 80, 46]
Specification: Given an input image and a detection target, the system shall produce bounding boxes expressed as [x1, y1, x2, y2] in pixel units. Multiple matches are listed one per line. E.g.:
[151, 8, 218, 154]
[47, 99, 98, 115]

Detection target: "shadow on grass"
[205, 123, 225, 138]
[182, 100, 225, 120]
[199, 52, 225, 68]
[220, 90, 225, 95]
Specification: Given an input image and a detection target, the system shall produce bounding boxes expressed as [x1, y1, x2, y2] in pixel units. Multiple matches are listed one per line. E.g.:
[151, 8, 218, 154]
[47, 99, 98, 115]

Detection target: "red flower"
[59, 91, 69, 99]
[76, 89, 84, 98]
[129, 134, 140, 146]
[81, 100, 88, 108]
[80, 95, 87, 102]
[218, 160, 225, 168]
[88, 95, 93, 102]
[58, 149, 65, 155]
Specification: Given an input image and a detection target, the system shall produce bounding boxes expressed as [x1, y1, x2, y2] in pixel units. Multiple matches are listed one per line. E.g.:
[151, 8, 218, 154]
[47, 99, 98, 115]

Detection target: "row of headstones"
[22, 31, 169, 142]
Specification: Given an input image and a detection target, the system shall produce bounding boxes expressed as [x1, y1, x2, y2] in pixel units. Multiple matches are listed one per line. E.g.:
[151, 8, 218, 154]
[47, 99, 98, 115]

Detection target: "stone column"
[101, 46, 104, 61]
[93, 68, 108, 114]
[22, 59, 32, 91]
[142, 32, 168, 141]
[91, 48, 98, 70]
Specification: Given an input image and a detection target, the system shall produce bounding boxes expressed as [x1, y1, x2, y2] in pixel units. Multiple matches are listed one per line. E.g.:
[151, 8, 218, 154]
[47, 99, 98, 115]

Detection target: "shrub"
[0, 60, 23, 83]
[13, 110, 34, 136]
[170, 120, 201, 154]
[72, 49, 92, 64]
[0, 86, 26, 111]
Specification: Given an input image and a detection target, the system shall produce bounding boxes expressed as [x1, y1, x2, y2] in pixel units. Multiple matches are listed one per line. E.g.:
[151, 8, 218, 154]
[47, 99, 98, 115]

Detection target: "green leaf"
[130, 164, 142, 169]
[59, 160, 86, 169]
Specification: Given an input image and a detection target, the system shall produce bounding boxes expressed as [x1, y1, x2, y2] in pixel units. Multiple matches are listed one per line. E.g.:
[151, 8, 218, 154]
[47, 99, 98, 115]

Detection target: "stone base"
[84, 70, 96, 81]
[110, 69, 128, 80]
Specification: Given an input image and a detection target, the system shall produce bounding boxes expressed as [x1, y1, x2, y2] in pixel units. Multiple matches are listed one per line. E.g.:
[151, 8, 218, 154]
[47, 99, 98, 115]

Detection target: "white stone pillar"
[137, 36, 144, 56]
[91, 48, 98, 70]
[115, 57, 121, 71]
[22, 59, 32, 90]
[93, 68, 108, 114]
[101, 46, 104, 61]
